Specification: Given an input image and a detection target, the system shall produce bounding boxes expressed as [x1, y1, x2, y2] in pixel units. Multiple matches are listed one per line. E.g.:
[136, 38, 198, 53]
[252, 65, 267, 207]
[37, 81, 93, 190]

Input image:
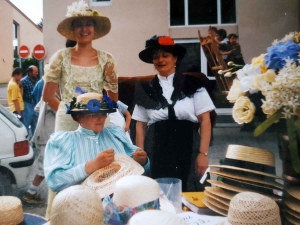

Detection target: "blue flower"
[103, 95, 115, 109]
[74, 86, 87, 94]
[264, 40, 300, 70]
[87, 99, 101, 112]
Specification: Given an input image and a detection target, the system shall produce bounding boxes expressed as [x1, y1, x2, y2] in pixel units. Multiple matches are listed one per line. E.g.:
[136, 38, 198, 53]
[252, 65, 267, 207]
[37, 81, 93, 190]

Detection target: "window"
[13, 22, 18, 39]
[13, 22, 19, 58]
[89, 0, 111, 6]
[170, 0, 236, 26]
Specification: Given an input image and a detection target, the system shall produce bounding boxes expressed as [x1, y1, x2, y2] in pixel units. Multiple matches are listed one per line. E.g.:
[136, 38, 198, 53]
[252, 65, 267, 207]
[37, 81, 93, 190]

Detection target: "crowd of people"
[5, 0, 227, 222]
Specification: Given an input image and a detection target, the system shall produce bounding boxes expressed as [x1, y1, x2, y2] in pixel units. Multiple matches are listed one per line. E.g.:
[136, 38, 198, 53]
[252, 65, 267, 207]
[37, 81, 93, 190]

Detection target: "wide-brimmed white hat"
[57, 0, 111, 41]
[82, 154, 144, 198]
[128, 210, 186, 225]
[0, 196, 47, 225]
[220, 192, 281, 225]
[103, 175, 176, 224]
[44, 185, 104, 225]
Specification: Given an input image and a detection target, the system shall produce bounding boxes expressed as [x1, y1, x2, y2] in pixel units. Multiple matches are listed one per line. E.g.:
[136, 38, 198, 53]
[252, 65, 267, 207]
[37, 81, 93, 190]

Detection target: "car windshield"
[0, 105, 23, 128]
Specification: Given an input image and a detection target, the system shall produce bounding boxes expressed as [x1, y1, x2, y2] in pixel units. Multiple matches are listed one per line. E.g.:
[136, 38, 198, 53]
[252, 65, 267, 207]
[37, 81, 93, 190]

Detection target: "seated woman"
[44, 92, 149, 193]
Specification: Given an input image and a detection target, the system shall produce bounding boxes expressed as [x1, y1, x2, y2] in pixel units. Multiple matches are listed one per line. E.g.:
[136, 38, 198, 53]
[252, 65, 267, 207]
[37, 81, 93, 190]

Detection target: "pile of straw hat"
[218, 192, 281, 225]
[203, 144, 283, 216]
[82, 154, 144, 198]
[0, 196, 47, 225]
[44, 185, 104, 225]
[283, 186, 300, 224]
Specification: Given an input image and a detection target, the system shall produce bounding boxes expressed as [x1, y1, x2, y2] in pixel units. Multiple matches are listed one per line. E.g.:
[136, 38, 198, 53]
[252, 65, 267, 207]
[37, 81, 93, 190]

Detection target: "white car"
[0, 104, 34, 195]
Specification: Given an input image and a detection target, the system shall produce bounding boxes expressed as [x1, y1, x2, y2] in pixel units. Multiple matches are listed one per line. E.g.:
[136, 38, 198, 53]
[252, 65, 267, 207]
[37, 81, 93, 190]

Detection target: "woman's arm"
[135, 121, 147, 149]
[123, 110, 132, 132]
[107, 90, 118, 102]
[195, 111, 211, 176]
[42, 82, 60, 112]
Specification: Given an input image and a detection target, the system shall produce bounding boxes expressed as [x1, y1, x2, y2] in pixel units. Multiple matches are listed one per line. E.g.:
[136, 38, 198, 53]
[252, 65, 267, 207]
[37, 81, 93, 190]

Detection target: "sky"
[9, 0, 43, 24]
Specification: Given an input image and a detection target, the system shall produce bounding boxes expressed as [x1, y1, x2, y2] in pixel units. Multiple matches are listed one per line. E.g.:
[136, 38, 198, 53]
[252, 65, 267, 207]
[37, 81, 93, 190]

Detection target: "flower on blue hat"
[87, 99, 101, 112]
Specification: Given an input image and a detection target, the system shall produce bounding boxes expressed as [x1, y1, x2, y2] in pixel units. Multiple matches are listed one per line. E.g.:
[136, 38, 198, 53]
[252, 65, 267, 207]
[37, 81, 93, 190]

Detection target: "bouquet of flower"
[223, 31, 300, 173]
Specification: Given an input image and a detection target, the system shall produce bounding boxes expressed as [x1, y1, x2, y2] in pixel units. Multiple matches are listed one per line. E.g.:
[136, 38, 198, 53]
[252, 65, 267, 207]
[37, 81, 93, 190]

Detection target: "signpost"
[33, 44, 46, 60]
[18, 45, 30, 59]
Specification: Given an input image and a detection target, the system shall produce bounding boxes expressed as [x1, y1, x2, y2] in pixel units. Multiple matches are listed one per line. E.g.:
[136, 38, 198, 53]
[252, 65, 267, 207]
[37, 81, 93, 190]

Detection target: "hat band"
[223, 158, 276, 176]
[103, 196, 159, 225]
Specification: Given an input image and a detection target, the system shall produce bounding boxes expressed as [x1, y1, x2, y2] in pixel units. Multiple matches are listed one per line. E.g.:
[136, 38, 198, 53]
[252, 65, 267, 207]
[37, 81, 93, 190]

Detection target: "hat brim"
[209, 170, 284, 190]
[204, 187, 235, 200]
[205, 196, 229, 211]
[204, 190, 230, 207]
[57, 15, 111, 41]
[68, 108, 116, 115]
[202, 198, 228, 217]
[82, 154, 144, 198]
[207, 180, 281, 202]
[139, 45, 186, 64]
[209, 165, 282, 179]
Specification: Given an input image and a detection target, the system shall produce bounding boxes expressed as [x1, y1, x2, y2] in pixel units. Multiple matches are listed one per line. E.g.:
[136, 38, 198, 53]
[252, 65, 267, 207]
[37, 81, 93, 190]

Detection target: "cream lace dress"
[44, 48, 118, 132]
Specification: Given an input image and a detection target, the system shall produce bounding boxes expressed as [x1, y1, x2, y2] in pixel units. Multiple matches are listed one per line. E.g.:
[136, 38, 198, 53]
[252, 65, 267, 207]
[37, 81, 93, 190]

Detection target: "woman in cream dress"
[43, 0, 118, 132]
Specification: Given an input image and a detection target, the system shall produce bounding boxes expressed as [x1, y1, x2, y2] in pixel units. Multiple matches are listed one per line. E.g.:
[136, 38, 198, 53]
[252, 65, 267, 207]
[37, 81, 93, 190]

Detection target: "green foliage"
[13, 57, 39, 75]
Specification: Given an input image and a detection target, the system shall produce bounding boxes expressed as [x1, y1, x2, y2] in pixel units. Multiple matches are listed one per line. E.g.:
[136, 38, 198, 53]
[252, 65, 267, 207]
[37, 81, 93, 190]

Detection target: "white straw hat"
[128, 210, 186, 225]
[222, 192, 281, 225]
[44, 185, 104, 225]
[82, 154, 144, 198]
[112, 175, 175, 213]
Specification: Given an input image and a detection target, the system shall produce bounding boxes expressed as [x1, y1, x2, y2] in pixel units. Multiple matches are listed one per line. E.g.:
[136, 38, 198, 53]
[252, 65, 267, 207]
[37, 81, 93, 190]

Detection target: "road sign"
[19, 45, 30, 59]
[33, 44, 46, 60]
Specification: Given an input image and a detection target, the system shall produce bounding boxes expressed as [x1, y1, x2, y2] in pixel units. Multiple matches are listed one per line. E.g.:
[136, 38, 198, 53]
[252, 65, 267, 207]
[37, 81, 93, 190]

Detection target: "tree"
[37, 18, 43, 29]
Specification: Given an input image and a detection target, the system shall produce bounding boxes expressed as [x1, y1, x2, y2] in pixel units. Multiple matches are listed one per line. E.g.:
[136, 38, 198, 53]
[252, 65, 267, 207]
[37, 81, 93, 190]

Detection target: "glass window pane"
[170, 0, 185, 26]
[221, 0, 236, 24]
[188, 0, 217, 25]
[177, 43, 201, 72]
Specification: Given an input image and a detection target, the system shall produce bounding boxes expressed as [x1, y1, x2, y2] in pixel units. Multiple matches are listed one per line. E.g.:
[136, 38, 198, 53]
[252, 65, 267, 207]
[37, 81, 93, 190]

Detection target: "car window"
[0, 105, 23, 128]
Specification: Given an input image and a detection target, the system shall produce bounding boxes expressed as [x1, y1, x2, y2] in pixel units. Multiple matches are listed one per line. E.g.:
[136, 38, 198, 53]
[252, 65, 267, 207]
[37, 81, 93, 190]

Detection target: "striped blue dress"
[44, 125, 150, 192]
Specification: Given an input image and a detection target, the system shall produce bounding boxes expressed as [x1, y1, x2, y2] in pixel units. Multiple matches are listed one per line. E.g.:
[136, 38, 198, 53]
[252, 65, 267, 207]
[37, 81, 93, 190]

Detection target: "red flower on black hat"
[158, 36, 175, 46]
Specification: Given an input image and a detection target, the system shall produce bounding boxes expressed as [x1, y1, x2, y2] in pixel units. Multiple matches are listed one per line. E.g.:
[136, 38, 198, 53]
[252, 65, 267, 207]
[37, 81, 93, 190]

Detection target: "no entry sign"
[19, 45, 30, 59]
[33, 44, 46, 60]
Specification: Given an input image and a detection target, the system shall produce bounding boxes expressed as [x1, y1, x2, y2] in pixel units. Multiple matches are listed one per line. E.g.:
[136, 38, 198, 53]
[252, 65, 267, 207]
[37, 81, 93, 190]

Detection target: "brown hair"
[12, 67, 23, 77]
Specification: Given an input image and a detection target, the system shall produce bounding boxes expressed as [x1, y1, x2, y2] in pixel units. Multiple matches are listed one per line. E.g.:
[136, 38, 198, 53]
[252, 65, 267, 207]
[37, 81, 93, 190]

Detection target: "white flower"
[66, 0, 90, 17]
[236, 64, 261, 93]
[224, 72, 233, 77]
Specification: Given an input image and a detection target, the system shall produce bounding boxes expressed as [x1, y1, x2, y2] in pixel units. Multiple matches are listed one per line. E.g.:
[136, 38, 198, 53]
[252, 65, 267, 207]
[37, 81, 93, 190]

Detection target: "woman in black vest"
[132, 35, 216, 191]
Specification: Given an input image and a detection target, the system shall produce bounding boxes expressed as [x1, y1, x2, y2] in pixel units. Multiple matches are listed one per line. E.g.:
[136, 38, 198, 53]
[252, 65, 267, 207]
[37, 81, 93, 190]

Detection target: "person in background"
[21, 65, 39, 138]
[109, 100, 133, 143]
[132, 35, 216, 191]
[221, 33, 245, 65]
[216, 28, 229, 60]
[7, 68, 24, 119]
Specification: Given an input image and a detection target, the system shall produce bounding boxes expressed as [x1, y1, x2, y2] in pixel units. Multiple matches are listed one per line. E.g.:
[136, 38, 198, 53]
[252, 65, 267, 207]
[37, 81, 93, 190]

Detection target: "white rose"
[226, 79, 246, 103]
[232, 96, 256, 124]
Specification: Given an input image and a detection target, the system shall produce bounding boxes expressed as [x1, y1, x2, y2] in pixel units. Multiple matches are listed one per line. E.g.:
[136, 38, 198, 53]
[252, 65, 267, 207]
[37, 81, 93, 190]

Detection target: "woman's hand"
[195, 153, 209, 177]
[85, 148, 114, 174]
[132, 149, 147, 166]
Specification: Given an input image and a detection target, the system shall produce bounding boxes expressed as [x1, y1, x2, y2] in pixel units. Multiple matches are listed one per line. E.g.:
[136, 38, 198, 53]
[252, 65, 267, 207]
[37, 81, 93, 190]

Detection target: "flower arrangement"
[66, 0, 100, 17]
[224, 31, 300, 173]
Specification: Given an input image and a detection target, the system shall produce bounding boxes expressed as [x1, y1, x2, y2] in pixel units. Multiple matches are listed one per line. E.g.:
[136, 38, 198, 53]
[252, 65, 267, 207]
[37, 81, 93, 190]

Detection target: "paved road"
[0, 84, 283, 218]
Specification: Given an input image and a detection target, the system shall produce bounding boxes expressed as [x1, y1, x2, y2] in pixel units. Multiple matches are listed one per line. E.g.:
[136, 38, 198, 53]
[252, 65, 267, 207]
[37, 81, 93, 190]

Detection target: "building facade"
[43, 0, 300, 78]
[0, 0, 43, 83]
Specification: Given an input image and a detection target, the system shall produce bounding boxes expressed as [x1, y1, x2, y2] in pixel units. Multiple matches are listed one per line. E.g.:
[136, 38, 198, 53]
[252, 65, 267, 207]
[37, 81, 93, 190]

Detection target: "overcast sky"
[9, 0, 43, 24]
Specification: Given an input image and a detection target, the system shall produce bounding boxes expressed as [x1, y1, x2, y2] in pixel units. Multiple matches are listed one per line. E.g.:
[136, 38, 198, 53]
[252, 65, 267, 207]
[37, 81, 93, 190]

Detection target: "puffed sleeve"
[44, 131, 88, 192]
[106, 126, 150, 172]
[44, 49, 65, 83]
[103, 52, 118, 93]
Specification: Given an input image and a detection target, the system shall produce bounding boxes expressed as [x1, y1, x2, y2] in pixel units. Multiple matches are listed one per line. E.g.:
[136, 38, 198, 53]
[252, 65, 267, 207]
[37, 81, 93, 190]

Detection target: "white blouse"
[132, 73, 216, 125]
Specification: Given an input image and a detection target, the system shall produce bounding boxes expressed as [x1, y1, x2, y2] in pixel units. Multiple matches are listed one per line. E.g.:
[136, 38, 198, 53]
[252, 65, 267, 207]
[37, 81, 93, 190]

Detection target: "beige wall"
[0, 0, 43, 83]
[44, 0, 300, 77]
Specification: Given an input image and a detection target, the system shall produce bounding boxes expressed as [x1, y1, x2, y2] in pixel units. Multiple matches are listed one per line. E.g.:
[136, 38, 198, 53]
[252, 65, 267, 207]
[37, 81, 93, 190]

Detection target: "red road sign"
[33, 44, 46, 60]
[19, 45, 30, 59]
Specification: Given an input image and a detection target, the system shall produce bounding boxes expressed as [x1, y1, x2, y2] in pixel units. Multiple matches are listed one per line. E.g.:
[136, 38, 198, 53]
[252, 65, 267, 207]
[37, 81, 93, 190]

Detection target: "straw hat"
[57, 0, 111, 41]
[221, 192, 281, 225]
[204, 190, 230, 206]
[202, 198, 228, 217]
[44, 185, 104, 225]
[0, 196, 47, 225]
[139, 35, 186, 64]
[112, 175, 175, 212]
[207, 180, 280, 202]
[66, 91, 117, 115]
[128, 210, 186, 225]
[82, 154, 144, 198]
